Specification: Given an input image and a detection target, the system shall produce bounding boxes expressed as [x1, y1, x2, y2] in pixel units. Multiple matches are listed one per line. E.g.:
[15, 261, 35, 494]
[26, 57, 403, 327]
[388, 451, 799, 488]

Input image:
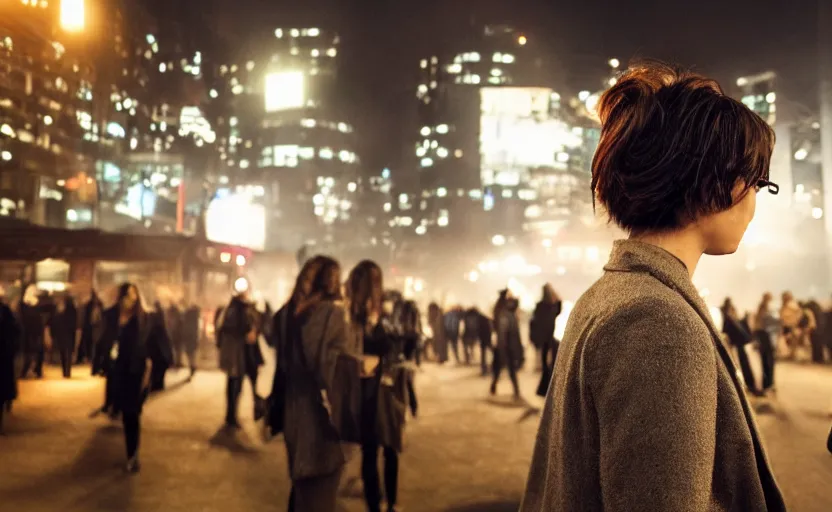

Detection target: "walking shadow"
[443, 500, 521, 512]
[0, 425, 136, 510]
[208, 426, 260, 457]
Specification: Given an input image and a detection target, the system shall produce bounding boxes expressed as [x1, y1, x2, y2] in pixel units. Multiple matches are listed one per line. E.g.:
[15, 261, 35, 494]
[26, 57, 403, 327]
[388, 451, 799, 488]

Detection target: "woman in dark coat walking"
[49, 294, 78, 379]
[107, 283, 171, 473]
[272, 255, 361, 511]
[0, 296, 21, 434]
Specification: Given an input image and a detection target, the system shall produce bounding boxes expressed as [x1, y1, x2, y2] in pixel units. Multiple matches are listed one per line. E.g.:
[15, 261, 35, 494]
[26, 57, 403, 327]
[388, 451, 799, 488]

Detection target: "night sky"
[214, 0, 820, 171]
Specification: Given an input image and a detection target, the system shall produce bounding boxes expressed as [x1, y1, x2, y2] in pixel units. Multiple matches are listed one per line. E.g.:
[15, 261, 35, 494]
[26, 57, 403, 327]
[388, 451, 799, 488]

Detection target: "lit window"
[502, 53, 515, 64]
[301, 118, 316, 128]
[383, 203, 392, 212]
[417, 84, 428, 96]
[420, 59, 427, 69]
[420, 126, 431, 136]
[491, 68, 502, 77]
[502, 189, 513, 198]
[275, 29, 283, 38]
[436, 147, 449, 158]
[159, 63, 166, 73]
[420, 157, 433, 168]
[437, 187, 447, 197]
[436, 124, 449, 134]
[308, 28, 321, 37]
[493, 52, 502, 63]
[416, 147, 427, 158]
[311, 49, 320, 57]
[246, 61, 255, 71]
[416, 225, 427, 235]
[299, 147, 315, 159]
[320, 148, 334, 160]
[471, 74, 481, 84]
[446, 63, 462, 74]
[430, 80, 437, 89]
[290, 29, 300, 37]
[454, 149, 463, 158]
[327, 48, 337, 57]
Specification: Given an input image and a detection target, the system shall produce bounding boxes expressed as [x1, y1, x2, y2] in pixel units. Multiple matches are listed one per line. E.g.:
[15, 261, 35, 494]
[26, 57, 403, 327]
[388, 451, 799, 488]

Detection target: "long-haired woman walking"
[108, 283, 171, 473]
[272, 255, 361, 511]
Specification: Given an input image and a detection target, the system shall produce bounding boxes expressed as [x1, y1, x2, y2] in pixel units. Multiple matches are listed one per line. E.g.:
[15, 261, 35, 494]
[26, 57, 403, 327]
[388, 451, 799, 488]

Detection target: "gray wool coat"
[278, 301, 362, 481]
[521, 240, 786, 512]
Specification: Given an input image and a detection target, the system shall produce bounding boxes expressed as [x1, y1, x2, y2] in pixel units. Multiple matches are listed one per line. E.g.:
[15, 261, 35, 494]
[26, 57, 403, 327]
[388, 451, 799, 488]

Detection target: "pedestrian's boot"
[126, 456, 141, 474]
[827, 426, 832, 454]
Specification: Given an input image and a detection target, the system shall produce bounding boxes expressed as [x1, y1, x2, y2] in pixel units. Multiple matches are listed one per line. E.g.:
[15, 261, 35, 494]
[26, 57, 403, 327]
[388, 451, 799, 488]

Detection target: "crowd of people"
[720, 291, 832, 397]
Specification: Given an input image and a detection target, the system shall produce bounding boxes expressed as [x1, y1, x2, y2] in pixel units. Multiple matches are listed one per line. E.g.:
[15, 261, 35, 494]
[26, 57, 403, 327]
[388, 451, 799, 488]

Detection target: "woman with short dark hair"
[522, 61, 785, 511]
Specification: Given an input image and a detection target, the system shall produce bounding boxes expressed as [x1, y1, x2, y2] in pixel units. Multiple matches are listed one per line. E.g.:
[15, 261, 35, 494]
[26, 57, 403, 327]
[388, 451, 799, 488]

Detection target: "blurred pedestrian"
[349, 260, 407, 512]
[0, 288, 21, 434]
[49, 293, 78, 379]
[754, 293, 780, 395]
[217, 278, 259, 429]
[108, 283, 170, 473]
[19, 284, 46, 379]
[399, 300, 422, 417]
[181, 301, 201, 380]
[427, 303, 445, 363]
[721, 298, 757, 394]
[77, 290, 102, 365]
[271, 255, 361, 512]
[490, 289, 522, 400]
[521, 62, 784, 511]
[531, 284, 562, 398]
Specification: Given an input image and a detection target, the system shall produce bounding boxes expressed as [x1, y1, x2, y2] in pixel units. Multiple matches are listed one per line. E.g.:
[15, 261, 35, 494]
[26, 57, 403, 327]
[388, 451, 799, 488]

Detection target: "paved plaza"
[1, 356, 831, 511]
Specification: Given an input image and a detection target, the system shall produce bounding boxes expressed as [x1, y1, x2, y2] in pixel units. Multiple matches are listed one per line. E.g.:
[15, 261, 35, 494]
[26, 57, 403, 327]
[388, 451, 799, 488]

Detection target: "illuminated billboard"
[480, 87, 581, 187]
[265, 71, 305, 112]
[205, 192, 266, 250]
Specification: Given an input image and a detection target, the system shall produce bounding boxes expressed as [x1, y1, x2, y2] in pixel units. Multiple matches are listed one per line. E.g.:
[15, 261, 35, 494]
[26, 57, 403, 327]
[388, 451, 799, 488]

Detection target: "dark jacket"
[218, 296, 255, 377]
[19, 302, 46, 353]
[530, 300, 562, 349]
[0, 302, 21, 402]
[181, 306, 201, 351]
[275, 301, 361, 480]
[49, 301, 78, 351]
[495, 309, 523, 365]
[521, 240, 785, 512]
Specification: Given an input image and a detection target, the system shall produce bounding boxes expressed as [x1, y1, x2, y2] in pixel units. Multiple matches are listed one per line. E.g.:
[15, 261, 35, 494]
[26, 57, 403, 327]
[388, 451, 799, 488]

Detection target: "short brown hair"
[591, 60, 775, 233]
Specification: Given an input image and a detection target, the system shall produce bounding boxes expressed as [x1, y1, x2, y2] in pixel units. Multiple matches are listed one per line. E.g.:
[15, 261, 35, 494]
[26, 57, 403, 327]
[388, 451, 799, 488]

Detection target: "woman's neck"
[630, 227, 705, 278]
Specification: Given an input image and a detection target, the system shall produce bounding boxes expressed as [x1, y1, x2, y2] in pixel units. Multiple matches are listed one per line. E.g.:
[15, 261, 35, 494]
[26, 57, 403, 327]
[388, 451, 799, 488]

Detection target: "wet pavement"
[1, 353, 831, 511]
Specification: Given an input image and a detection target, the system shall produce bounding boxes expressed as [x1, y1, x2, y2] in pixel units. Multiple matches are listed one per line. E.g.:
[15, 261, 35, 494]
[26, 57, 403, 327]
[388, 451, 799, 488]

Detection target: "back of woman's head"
[591, 60, 775, 233]
[289, 255, 341, 308]
[346, 260, 383, 325]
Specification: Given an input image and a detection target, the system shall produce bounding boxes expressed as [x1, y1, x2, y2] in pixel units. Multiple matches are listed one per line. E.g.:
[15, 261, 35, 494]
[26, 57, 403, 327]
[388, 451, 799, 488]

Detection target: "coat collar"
[604, 239, 721, 341]
[605, 239, 781, 491]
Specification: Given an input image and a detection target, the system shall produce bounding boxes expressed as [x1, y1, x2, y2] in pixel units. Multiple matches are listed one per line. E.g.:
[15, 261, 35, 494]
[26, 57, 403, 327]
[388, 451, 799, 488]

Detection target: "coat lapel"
[604, 240, 780, 483]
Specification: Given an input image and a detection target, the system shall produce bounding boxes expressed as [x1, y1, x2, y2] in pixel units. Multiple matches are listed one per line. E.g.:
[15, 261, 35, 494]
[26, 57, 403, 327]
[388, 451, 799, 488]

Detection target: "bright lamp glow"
[60, 0, 85, 32]
[205, 193, 266, 250]
[265, 71, 305, 112]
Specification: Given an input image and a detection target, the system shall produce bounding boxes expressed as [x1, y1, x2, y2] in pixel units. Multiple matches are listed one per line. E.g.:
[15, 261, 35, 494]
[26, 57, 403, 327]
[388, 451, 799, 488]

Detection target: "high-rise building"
[0, 0, 232, 237]
[413, 24, 534, 247]
[242, 27, 360, 253]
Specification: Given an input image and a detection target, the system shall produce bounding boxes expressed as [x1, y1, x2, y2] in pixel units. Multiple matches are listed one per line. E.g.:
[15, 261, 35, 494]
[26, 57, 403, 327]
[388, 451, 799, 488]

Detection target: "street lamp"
[608, 58, 620, 69]
[60, 0, 85, 32]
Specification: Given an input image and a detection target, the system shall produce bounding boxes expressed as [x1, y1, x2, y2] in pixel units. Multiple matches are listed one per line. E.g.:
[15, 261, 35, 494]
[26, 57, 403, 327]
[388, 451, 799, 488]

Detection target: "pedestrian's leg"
[35, 346, 44, 378]
[383, 446, 399, 509]
[541, 344, 550, 373]
[490, 351, 503, 394]
[225, 376, 242, 426]
[361, 442, 382, 512]
[407, 375, 418, 417]
[507, 354, 521, 398]
[480, 340, 489, 375]
[61, 348, 72, 378]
